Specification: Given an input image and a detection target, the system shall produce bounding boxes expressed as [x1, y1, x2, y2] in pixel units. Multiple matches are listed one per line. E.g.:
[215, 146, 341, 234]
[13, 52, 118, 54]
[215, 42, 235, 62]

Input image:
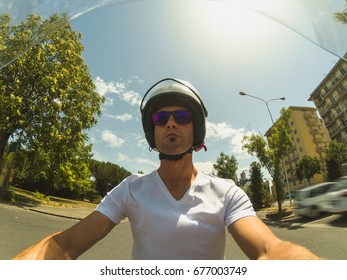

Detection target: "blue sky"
[68, 0, 343, 179]
[2, 0, 345, 179]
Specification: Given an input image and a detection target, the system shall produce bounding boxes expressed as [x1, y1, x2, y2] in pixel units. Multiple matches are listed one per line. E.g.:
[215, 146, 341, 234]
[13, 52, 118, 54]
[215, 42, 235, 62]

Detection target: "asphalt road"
[1, 203, 346, 260]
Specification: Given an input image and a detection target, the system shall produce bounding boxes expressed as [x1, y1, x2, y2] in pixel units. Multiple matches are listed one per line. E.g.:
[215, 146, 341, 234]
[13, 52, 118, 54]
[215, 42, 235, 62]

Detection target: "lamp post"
[239, 92, 292, 206]
[239, 92, 285, 124]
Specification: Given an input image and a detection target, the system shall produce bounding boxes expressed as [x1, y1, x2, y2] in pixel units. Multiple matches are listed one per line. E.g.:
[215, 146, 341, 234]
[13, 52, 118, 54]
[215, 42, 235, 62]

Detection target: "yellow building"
[308, 55, 347, 143]
[266, 106, 330, 191]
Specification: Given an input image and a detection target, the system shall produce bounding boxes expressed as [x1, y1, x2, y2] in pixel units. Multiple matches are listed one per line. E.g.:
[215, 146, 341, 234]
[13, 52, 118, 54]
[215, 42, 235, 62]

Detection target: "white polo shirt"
[95, 170, 255, 259]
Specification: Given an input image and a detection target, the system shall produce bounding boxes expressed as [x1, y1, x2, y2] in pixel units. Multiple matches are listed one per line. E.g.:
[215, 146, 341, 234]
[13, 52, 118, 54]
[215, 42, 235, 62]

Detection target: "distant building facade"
[266, 106, 330, 191]
[308, 55, 347, 143]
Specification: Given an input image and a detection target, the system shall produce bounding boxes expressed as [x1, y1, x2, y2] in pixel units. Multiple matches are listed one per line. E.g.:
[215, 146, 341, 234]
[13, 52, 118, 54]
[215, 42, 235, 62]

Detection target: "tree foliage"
[249, 162, 263, 209]
[213, 151, 238, 181]
[295, 155, 321, 185]
[242, 108, 292, 212]
[0, 13, 104, 194]
[248, 161, 273, 209]
[13, 144, 94, 199]
[335, 0, 347, 24]
[325, 140, 347, 181]
[89, 160, 132, 197]
[242, 133, 274, 177]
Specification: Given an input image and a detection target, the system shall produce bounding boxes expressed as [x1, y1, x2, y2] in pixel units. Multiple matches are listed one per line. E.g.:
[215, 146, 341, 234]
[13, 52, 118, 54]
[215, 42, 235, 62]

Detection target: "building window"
[329, 95, 336, 104]
[299, 146, 303, 153]
[296, 138, 300, 143]
[337, 85, 345, 94]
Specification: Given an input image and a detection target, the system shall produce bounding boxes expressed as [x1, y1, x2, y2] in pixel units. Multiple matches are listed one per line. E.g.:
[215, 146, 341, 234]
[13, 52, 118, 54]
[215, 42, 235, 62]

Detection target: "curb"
[26, 207, 84, 220]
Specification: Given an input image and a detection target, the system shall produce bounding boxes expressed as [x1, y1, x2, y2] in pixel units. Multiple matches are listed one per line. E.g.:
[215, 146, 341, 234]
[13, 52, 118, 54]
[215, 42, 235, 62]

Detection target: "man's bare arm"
[12, 211, 116, 260]
[228, 216, 321, 260]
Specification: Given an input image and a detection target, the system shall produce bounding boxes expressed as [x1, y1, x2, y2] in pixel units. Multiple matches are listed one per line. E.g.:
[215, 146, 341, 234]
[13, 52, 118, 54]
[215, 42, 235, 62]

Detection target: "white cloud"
[94, 77, 142, 107]
[105, 113, 133, 122]
[101, 130, 124, 148]
[121, 90, 142, 107]
[104, 97, 114, 106]
[116, 113, 133, 122]
[195, 161, 214, 175]
[136, 158, 159, 169]
[206, 121, 253, 158]
[117, 152, 130, 162]
[137, 137, 149, 149]
[94, 76, 126, 96]
[206, 121, 239, 140]
[229, 129, 253, 158]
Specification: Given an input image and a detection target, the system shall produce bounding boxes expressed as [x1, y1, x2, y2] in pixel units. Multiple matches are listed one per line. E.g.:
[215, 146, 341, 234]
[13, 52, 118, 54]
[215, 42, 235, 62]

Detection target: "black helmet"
[140, 78, 208, 153]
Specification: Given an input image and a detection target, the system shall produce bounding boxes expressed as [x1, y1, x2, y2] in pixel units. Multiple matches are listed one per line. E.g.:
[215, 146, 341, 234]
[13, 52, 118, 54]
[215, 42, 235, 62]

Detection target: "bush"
[32, 191, 50, 202]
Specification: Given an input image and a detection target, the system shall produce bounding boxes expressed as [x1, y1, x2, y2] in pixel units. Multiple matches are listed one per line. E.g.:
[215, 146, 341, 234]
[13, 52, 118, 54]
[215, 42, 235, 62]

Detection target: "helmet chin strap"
[159, 147, 193, 161]
[158, 144, 207, 161]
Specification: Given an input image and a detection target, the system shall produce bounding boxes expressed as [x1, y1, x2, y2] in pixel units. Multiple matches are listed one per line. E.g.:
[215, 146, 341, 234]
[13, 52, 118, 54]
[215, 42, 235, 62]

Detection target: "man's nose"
[166, 115, 178, 127]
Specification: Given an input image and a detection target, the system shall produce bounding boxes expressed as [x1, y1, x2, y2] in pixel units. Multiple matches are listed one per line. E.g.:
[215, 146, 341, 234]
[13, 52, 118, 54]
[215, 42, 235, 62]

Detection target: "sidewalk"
[24, 204, 277, 222]
[23, 204, 94, 220]
[3, 200, 293, 222]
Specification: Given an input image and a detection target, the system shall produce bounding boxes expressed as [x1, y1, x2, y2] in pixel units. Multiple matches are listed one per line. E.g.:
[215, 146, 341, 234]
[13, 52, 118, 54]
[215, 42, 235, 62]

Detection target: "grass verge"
[0, 187, 96, 209]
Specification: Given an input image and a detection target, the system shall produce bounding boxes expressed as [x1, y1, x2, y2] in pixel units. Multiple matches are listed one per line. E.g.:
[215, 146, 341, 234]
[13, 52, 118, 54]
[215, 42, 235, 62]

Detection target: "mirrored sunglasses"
[153, 110, 192, 126]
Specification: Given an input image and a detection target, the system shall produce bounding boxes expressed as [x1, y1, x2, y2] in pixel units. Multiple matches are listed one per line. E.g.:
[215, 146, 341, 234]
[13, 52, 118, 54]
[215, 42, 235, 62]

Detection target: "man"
[12, 78, 320, 260]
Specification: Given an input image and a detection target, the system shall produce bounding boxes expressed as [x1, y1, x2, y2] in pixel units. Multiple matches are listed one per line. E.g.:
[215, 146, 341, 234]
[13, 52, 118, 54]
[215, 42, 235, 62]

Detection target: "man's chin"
[161, 147, 191, 156]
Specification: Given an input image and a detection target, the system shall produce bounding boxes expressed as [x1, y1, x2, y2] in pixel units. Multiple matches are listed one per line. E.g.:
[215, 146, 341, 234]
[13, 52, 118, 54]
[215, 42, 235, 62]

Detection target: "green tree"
[213, 151, 238, 180]
[0, 14, 104, 194]
[0, 13, 67, 69]
[89, 160, 132, 197]
[335, 0, 347, 24]
[13, 144, 93, 199]
[325, 140, 347, 181]
[295, 155, 321, 185]
[242, 108, 292, 213]
[249, 162, 263, 210]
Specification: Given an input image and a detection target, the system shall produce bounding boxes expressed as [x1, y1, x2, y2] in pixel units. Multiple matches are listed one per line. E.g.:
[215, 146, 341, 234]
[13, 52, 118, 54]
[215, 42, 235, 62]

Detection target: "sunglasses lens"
[153, 110, 191, 125]
[173, 110, 191, 124]
[153, 111, 170, 125]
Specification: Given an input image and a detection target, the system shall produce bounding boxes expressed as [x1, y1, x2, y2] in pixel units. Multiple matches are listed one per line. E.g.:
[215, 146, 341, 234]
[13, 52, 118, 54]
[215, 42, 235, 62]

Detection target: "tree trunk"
[0, 131, 11, 159]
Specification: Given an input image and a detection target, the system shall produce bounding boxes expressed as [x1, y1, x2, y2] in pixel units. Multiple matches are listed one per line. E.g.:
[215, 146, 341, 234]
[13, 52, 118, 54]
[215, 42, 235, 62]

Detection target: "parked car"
[325, 176, 347, 215]
[293, 182, 336, 218]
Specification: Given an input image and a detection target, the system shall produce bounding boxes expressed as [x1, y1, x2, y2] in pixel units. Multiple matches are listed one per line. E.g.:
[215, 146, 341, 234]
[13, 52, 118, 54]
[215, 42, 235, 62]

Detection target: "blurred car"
[325, 176, 347, 215]
[293, 182, 336, 218]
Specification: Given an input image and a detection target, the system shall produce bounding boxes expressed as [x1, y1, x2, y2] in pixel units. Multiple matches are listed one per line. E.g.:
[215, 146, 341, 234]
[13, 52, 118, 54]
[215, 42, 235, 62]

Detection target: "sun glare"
[198, 1, 260, 37]
[186, 0, 282, 60]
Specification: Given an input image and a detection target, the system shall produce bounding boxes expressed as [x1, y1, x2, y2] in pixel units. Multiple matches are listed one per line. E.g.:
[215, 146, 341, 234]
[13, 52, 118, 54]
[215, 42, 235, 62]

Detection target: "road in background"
[1, 203, 346, 260]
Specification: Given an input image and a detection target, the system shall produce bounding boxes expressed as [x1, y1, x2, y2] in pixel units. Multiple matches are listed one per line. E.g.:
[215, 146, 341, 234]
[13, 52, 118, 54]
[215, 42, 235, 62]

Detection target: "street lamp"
[239, 92, 285, 124]
[239, 91, 292, 205]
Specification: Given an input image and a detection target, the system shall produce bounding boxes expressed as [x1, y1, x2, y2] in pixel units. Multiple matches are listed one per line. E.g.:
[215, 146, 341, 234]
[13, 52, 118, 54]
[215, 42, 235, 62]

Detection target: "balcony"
[310, 128, 321, 134]
[305, 118, 319, 126]
[313, 137, 325, 144]
[330, 128, 341, 139]
[325, 117, 334, 127]
[320, 106, 332, 117]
